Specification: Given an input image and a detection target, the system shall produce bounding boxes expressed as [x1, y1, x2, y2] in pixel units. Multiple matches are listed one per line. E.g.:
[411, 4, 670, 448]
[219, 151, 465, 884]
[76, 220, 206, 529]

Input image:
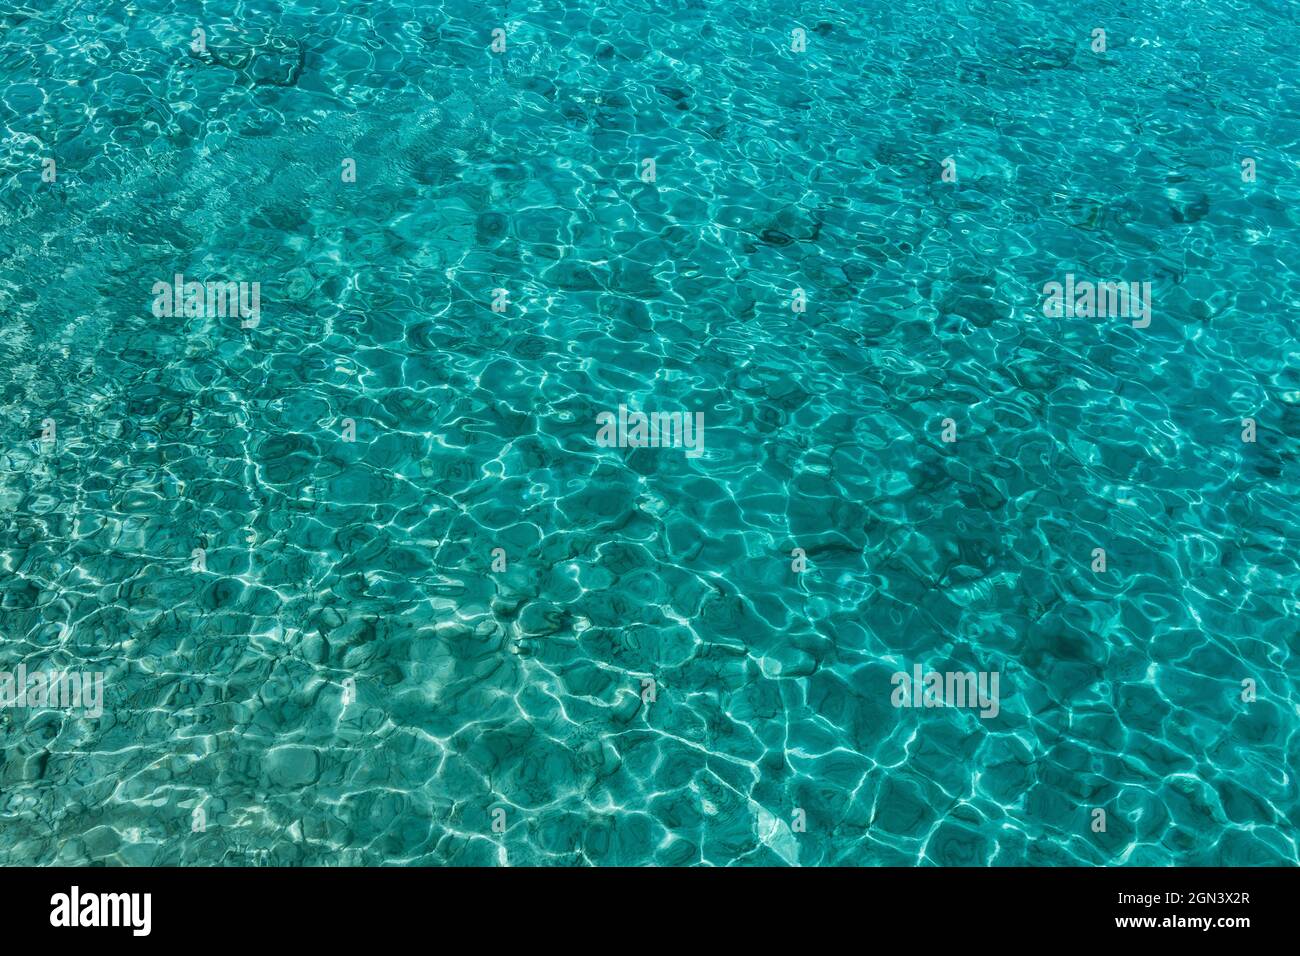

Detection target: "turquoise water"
[1, 0, 1298, 866]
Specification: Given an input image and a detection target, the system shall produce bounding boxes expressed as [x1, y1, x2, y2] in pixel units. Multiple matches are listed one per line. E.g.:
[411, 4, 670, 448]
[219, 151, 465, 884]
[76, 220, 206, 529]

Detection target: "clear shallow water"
[1, 0, 1298, 866]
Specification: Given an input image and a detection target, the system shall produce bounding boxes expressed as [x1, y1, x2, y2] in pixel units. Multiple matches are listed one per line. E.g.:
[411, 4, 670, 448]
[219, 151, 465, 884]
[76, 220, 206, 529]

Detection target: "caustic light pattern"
[0, 0, 1298, 866]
